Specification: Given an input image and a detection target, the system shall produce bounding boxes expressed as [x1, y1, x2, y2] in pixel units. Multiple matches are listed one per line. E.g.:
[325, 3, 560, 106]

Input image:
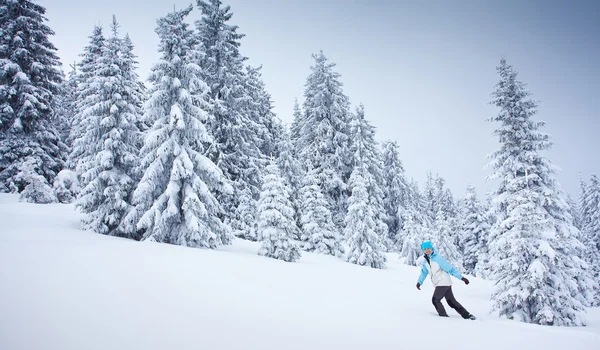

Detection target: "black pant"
[432, 286, 471, 318]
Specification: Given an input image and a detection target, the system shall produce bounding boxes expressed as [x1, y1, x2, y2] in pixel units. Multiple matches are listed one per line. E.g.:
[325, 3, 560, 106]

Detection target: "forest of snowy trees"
[0, 0, 598, 327]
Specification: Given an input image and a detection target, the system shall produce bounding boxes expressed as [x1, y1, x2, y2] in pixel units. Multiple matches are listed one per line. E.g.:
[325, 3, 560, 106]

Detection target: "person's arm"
[417, 261, 428, 285]
[435, 255, 463, 280]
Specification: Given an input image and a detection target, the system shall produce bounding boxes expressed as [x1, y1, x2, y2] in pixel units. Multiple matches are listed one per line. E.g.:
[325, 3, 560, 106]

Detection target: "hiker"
[416, 240, 476, 320]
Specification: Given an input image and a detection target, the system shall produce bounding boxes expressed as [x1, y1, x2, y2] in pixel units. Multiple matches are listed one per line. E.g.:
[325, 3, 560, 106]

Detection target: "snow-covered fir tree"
[349, 105, 388, 249]
[195, 0, 264, 227]
[432, 209, 463, 271]
[277, 132, 302, 236]
[53, 63, 78, 148]
[381, 140, 409, 250]
[460, 185, 490, 275]
[257, 161, 301, 262]
[474, 193, 495, 279]
[243, 64, 282, 159]
[579, 174, 600, 305]
[486, 58, 590, 326]
[290, 98, 302, 147]
[298, 51, 353, 229]
[74, 17, 141, 237]
[344, 167, 386, 268]
[121, 34, 147, 139]
[0, 0, 66, 199]
[68, 25, 105, 170]
[567, 193, 583, 231]
[581, 175, 600, 257]
[124, 6, 232, 247]
[299, 163, 343, 256]
[231, 186, 257, 241]
[399, 180, 429, 265]
[422, 172, 437, 221]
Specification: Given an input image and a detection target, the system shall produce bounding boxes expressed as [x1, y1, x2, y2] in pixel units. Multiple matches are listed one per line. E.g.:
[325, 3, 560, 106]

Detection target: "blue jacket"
[417, 251, 463, 287]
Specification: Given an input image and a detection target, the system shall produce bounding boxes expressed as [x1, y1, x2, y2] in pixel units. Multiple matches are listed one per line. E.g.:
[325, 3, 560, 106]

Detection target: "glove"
[416, 282, 421, 290]
[462, 277, 470, 285]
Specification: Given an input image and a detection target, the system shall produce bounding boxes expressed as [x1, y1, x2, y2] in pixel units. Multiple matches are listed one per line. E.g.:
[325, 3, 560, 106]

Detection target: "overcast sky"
[39, 0, 599, 200]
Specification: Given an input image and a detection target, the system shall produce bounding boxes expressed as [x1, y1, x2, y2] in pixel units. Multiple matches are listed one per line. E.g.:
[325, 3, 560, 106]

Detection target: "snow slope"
[1, 193, 599, 350]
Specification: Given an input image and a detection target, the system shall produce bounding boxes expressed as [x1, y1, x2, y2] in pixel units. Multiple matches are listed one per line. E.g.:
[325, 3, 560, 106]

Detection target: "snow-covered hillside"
[1, 193, 599, 350]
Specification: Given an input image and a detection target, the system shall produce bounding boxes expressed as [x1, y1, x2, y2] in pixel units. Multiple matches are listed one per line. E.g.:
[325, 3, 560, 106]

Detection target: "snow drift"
[1, 194, 599, 350]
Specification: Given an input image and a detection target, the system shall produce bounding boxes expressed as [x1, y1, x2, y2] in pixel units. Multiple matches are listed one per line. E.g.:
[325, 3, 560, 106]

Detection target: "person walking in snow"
[416, 240, 476, 320]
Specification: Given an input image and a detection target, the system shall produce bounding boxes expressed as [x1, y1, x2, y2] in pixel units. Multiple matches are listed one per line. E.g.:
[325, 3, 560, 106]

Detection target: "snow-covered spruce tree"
[349, 105, 388, 250]
[581, 175, 600, 256]
[381, 140, 409, 249]
[123, 6, 232, 247]
[290, 98, 302, 147]
[580, 175, 600, 305]
[195, 0, 264, 227]
[400, 208, 428, 266]
[299, 163, 343, 256]
[244, 64, 282, 159]
[257, 161, 301, 262]
[399, 180, 429, 265]
[74, 17, 141, 237]
[68, 25, 105, 171]
[299, 51, 353, 229]
[474, 194, 495, 279]
[344, 165, 386, 269]
[121, 34, 147, 140]
[53, 63, 78, 148]
[422, 172, 437, 221]
[0, 0, 66, 198]
[277, 132, 302, 237]
[567, 193, 583, 231]
[460, 185, 490, 275]
[432, 209, 463, 271]
[231, 186, 257, 241]
[486, 58, 590, 326]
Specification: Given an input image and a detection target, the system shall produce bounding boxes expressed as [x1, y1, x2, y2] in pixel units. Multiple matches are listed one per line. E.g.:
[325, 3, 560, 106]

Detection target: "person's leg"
[432, 286, 449, 317]
[444, 286, 472, 318]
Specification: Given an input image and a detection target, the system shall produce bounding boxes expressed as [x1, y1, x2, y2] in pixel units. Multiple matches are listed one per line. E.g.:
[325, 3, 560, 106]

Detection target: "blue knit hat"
[420, 240, 434, 251]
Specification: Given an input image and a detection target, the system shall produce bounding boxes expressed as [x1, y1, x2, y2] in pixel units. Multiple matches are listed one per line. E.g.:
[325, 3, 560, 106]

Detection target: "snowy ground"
[1, 194, 600, 350]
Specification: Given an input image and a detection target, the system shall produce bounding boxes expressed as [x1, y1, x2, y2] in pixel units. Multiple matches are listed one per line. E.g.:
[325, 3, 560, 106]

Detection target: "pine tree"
[580, 174, 600, 305]
[69, 25, 105, 171]
[299, 163, 343, 256]
[277, 132, 302, 236]
[0, 0, 66, 198]
[581, 175, 600, 255]
[486, 58, 589, 326]
[399, 180, 430, 265]
[381, 140, 409, 250]
[299, 51, 352, 229]
[400, 207, 427, 266]
[121, 34, 147, 139]
[257, 161, 301, 262]
[123, 6, 232, 247]
[195, 0, 264, 228]
[74, 17, 141, 237]
[290, 98, 302, 147]
[460, 185, 490, 275]
[243, 64, 281, 159]
[566, 193, 582, 231]
[53, 63, 78, 148]
[344, 167, 386, 268]
[432, 209, 463, 271]
[423, 172, 437, 221]
[349, 105, 388, 249]
[231, 186, 257, 241]
[475, 194, 495, 279]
